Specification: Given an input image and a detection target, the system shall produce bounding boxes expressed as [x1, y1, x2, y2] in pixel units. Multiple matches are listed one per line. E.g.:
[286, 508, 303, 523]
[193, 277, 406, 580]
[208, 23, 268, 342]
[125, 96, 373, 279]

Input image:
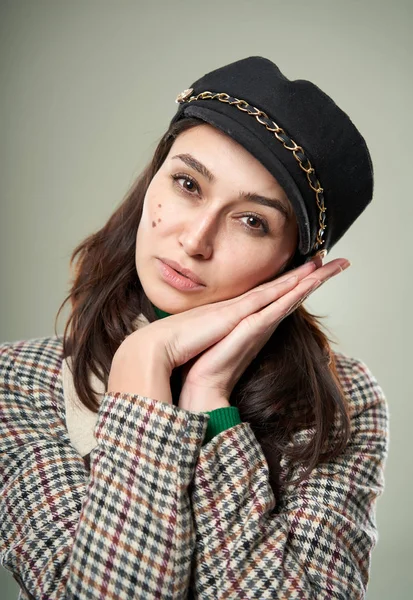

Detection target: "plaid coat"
[0, 328, 389, 599]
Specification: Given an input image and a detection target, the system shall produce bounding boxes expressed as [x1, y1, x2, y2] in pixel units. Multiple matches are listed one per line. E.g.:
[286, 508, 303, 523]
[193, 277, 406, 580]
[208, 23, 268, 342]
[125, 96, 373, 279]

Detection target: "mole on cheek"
[153, 204, 162, 226]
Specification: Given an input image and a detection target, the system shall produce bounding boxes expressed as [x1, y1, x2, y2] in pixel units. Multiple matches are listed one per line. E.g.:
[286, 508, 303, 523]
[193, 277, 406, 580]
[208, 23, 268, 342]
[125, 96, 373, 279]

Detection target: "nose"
[178, 211, 216, 259]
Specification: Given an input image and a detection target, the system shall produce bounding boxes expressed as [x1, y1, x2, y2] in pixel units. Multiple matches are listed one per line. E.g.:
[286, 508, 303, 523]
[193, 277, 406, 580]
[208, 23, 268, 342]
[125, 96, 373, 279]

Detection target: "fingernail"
[310, 256, 323, 269]
[337, 261, 352, 273]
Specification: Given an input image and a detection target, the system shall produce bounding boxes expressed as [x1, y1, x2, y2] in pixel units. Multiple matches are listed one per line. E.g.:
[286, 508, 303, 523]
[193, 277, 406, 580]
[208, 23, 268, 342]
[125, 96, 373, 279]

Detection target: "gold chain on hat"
[176, 88, 327, 257]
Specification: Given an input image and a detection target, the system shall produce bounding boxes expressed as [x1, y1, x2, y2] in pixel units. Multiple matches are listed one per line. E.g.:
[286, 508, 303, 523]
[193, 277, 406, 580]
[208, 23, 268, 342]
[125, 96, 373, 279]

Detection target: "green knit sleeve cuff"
[203, 406, 242, 445]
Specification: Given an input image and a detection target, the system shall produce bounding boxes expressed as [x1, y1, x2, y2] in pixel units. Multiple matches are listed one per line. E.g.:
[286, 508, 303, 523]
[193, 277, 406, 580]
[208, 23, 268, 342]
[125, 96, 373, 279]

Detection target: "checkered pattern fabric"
[0, 336, 389, 599]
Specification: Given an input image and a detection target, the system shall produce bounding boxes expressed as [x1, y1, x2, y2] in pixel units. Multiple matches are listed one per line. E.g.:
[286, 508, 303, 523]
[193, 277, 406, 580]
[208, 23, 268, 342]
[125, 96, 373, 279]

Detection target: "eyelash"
[170, 173, 270, 234]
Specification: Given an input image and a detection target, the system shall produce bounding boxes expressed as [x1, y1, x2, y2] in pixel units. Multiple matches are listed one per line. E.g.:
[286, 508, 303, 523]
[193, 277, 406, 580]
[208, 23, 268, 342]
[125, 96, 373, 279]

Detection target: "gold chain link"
[176, 89, 326, 252]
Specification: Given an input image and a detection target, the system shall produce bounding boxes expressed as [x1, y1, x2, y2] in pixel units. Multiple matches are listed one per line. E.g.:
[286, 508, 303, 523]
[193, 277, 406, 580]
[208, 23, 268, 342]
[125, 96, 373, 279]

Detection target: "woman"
[0, 57, 388, 599]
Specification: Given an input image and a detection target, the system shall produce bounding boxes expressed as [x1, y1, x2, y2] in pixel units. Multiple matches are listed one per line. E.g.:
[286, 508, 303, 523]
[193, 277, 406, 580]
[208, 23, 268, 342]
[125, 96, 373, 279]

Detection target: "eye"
[171, 173, 200, 195]
[170, 174, 269, 235]
[241, 213, 269, 234]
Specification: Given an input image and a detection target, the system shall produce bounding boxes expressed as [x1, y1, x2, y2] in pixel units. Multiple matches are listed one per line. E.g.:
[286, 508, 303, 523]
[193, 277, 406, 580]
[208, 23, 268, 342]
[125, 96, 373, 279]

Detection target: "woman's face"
[135, 124, 298, 314]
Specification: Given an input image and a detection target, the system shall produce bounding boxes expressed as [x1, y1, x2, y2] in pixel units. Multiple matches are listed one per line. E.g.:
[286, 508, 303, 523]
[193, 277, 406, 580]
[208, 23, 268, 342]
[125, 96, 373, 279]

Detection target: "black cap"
[171, 56, 373, 263]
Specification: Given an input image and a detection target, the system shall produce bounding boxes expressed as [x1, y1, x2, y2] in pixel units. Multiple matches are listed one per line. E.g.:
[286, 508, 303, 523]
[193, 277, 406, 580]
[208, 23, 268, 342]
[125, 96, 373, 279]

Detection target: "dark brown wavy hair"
[56, 117, 351, 498]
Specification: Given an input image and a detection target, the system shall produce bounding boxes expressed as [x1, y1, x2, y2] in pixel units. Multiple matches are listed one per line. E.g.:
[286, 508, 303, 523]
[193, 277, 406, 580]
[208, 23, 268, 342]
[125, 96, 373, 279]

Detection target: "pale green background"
[0, 0, 411, 598]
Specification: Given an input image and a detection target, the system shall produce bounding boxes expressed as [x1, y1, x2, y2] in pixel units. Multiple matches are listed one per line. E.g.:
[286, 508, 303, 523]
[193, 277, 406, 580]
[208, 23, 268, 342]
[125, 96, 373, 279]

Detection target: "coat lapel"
[62, 312, 151, 457]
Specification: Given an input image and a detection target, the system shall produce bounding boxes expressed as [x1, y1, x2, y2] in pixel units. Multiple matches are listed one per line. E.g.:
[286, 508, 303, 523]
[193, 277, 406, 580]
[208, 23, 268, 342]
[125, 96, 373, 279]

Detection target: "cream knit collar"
[61, 313, 151, 457]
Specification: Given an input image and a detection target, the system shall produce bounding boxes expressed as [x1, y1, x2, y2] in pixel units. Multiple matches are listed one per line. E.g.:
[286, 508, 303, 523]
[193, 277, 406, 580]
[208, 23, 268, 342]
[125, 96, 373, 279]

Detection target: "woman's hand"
[177, 257, 350, 411]
[108, 257, 349, 409]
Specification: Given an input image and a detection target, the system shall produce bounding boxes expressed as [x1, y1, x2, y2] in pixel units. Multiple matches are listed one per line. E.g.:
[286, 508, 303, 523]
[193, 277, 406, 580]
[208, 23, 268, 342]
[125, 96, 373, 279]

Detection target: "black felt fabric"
[171, 56, 373, 262]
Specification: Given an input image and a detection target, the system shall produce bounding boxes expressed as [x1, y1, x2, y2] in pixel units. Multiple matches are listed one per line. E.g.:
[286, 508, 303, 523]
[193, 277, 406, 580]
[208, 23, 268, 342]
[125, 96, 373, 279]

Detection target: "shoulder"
[0, 336, 65, 416]
[332, 349, 389, 431]
[0, 335, 63, 376]
[0, 336, 77, 464]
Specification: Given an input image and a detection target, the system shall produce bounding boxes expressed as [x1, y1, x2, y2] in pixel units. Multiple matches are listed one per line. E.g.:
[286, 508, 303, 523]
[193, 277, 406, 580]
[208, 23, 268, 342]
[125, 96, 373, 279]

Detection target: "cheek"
[141, 176, 181, 232]
[150, 202, 163, 229]
[140, 194, 163, 230]
[228, 239, 293, 290]
[216, 247, 276, 294]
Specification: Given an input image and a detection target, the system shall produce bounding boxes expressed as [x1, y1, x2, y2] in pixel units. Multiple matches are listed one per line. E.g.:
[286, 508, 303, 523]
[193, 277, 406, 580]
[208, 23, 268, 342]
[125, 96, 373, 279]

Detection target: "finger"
[240, 256, 349, 297]
[233, 274, 301, 323]
[276, 257, 350, 286]
[227, 257, 350, 321]
[255, 261, 317, 289]
[299, 258, 351, 288]
[160, 275, 301, 366]
[258, 260, 351, 329]
[201, 257, 348, 318]
[213, 261, 316, 309]
[241, 278, 320, 336]
[156, 257, 349, 369]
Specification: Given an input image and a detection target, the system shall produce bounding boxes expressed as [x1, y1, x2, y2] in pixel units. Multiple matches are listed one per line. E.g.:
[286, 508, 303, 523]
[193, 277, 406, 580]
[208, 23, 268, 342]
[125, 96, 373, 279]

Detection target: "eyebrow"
[172, 153, 215, 182]
[171, 153, 291, 222]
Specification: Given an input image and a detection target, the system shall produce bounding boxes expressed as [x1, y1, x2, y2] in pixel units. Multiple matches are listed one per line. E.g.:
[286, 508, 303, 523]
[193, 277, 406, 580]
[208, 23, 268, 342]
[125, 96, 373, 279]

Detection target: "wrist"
[179, 385, 231, 413]
[108, 336, 172, 404]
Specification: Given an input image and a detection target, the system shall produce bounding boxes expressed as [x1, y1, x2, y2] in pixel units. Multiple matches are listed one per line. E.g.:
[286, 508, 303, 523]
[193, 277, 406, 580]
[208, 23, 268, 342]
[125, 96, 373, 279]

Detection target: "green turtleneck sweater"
[152, 305, 242, 445]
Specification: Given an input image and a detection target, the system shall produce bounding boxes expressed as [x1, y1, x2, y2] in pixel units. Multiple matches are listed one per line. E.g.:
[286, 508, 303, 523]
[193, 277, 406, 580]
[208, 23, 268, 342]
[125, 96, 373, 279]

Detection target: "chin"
[144, 284, 202, 315]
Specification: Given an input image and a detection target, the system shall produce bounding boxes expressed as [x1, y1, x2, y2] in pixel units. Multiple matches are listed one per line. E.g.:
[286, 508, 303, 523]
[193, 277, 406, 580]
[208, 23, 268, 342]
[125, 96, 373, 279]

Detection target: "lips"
[159, 258, 206, 286]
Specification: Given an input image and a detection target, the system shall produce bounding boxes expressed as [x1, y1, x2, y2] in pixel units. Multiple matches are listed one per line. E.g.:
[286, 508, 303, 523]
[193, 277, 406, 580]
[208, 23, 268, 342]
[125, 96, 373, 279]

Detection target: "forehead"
[167, 124, 289, 198]
[170, 123, 256, 164]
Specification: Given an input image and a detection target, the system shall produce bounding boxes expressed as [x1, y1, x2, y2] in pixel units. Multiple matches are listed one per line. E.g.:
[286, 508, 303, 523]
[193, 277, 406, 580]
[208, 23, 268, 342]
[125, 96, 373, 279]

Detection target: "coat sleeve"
[188, 356, 389, 599]
[0, 341, 208, 600]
